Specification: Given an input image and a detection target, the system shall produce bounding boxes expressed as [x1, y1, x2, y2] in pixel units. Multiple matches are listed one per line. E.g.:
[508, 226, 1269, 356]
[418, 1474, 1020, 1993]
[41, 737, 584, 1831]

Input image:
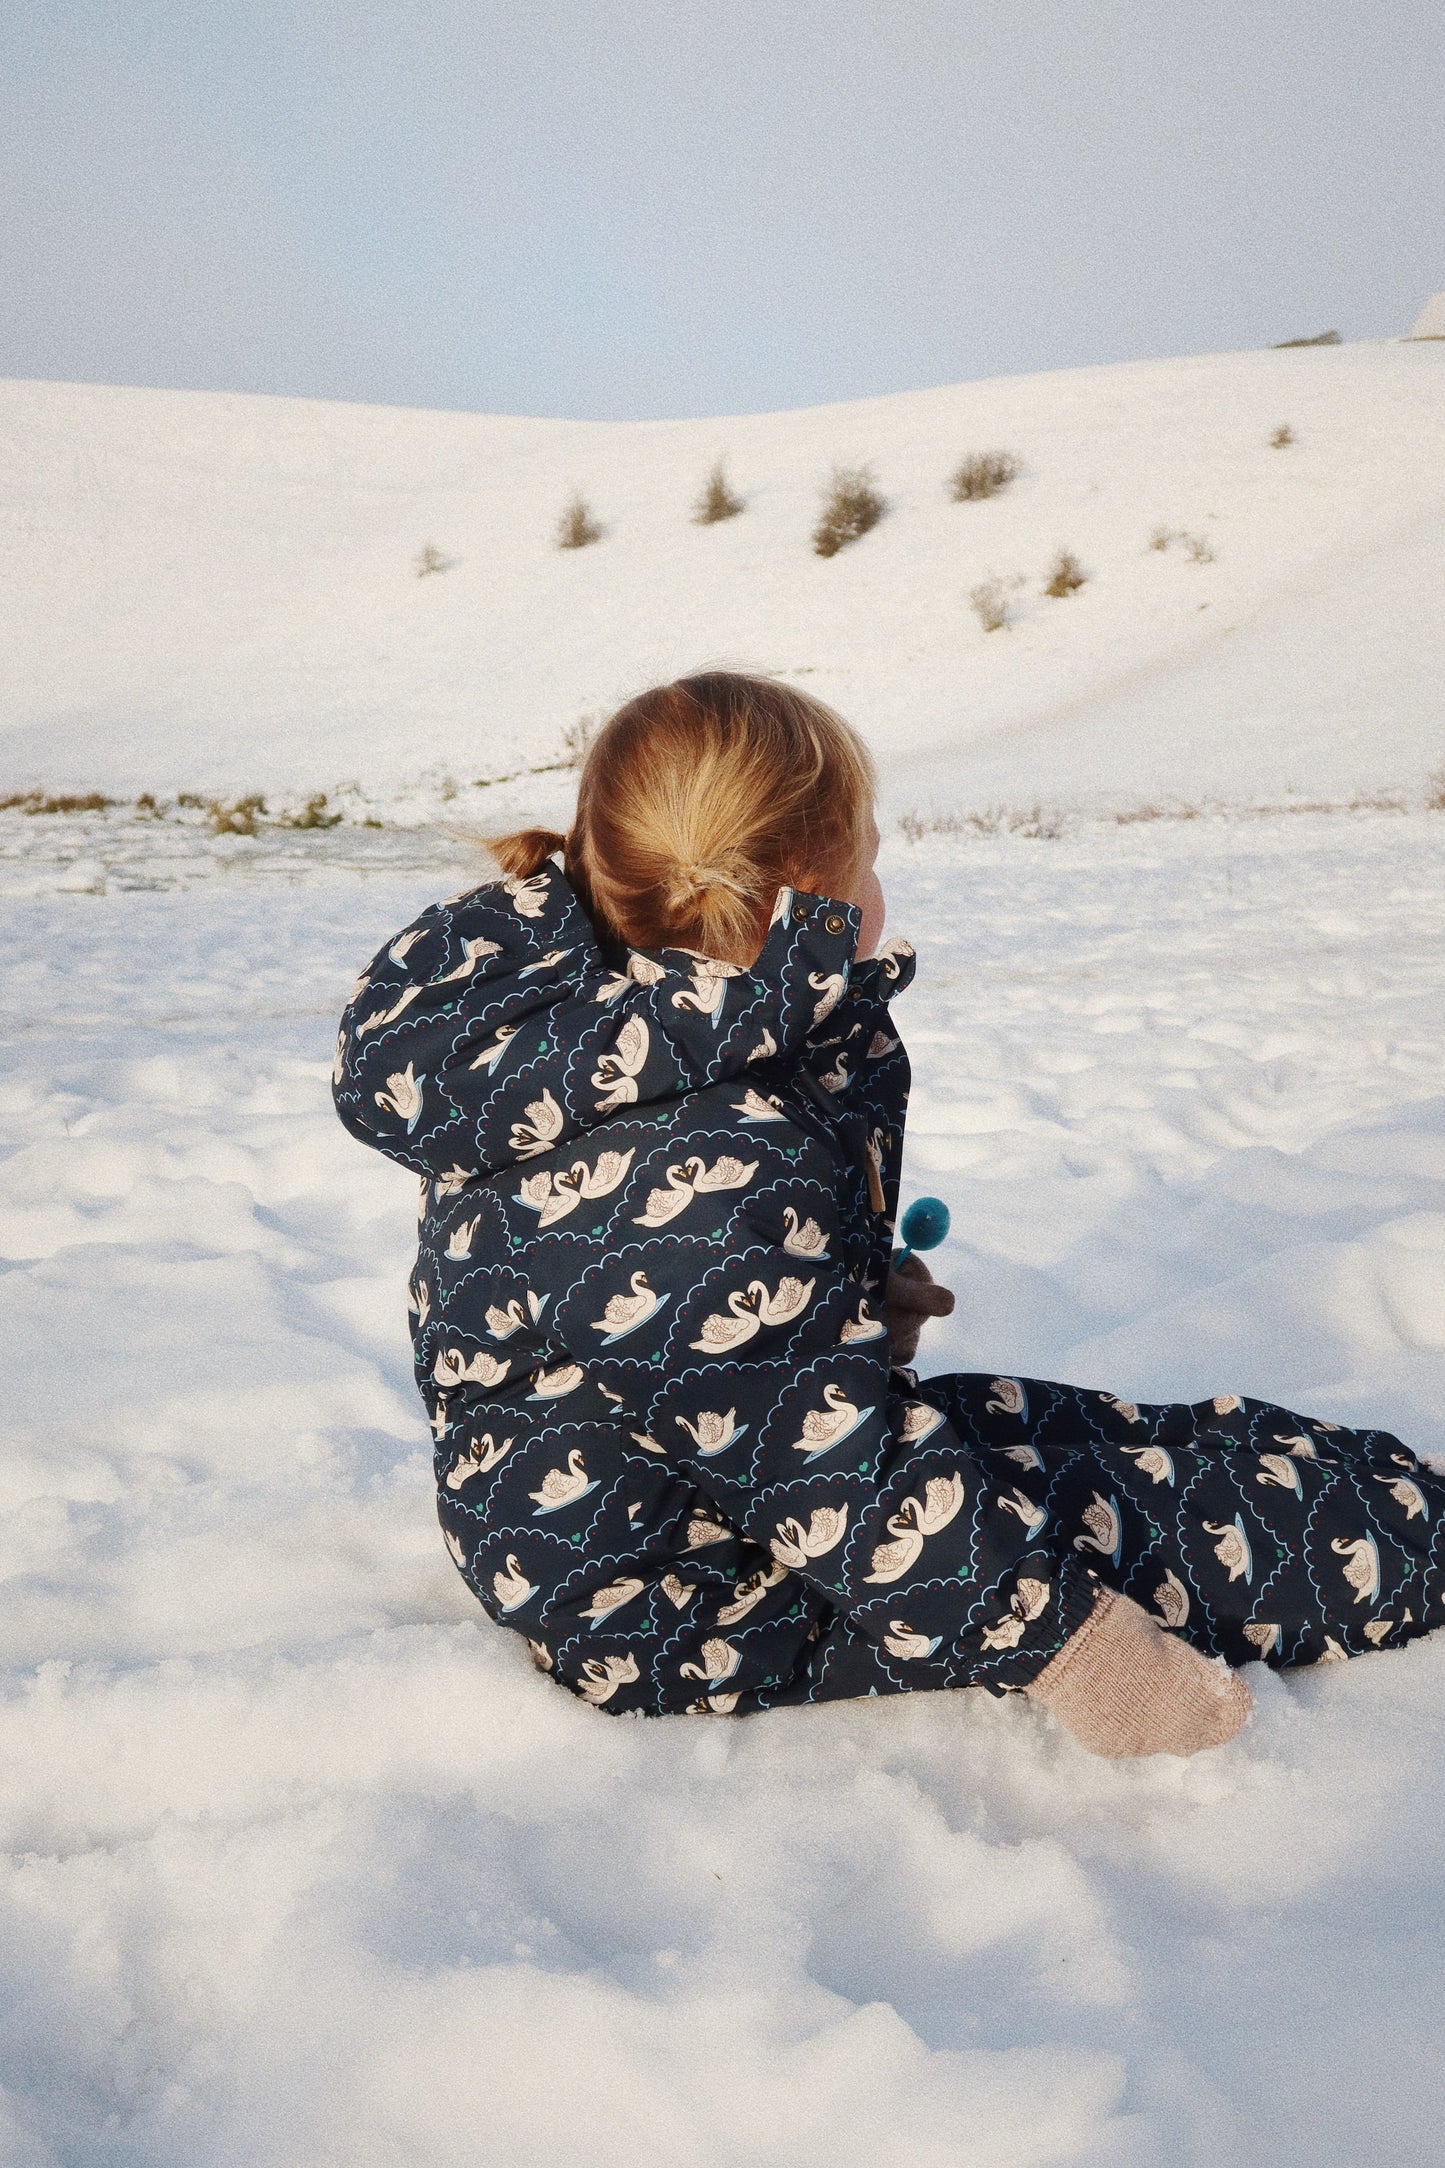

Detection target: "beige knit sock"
[1025, 1586, 1253, 1758]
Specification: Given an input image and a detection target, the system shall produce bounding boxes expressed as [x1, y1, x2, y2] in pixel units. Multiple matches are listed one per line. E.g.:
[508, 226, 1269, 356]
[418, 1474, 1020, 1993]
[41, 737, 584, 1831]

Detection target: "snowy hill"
[2, 339, 1443, 815]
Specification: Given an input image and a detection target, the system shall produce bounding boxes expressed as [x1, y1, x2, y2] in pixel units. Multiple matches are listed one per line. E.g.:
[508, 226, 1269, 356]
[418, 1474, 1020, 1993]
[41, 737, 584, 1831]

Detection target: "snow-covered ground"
[3, 806, 1444, 2167]
[3, 341, 1445, 2163]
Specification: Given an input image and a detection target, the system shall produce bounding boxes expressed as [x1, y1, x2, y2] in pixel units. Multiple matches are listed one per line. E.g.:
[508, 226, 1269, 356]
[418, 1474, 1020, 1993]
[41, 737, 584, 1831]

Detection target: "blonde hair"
[490, 673, 875, 964]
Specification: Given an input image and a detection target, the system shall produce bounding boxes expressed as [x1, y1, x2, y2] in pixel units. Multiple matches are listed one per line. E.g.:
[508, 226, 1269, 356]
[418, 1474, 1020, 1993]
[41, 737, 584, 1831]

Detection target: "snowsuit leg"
[919, 1374, 1444, 1669]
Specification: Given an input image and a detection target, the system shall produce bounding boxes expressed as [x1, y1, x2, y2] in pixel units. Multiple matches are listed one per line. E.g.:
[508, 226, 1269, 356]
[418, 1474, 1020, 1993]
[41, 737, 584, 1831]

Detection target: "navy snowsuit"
[333, 864, 1444, 1714]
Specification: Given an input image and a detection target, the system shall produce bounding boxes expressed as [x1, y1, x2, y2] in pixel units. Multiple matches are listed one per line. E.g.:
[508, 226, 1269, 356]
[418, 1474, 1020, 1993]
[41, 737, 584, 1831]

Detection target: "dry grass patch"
[813, 466, 885, 557]
[950, 451, 1022, 502]
[557, 495, 604, 550]
[692, 463, 744, 524]
[1043, 549, 1087, 598]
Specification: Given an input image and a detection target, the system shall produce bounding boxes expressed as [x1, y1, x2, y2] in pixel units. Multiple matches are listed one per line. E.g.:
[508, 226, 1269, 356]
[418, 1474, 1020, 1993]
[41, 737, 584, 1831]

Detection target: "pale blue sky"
[2, 0, 1441, 419]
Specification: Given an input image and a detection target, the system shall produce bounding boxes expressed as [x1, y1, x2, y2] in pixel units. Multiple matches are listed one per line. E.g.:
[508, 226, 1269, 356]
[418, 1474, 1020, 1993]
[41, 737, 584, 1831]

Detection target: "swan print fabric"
[334, 866, 1445, 1714]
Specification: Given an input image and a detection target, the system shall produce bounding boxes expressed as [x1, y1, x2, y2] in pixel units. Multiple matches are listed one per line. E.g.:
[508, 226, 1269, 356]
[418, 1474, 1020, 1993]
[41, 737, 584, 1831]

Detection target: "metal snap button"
[792, 903, 809, 924]
[824, 913, 845, 934]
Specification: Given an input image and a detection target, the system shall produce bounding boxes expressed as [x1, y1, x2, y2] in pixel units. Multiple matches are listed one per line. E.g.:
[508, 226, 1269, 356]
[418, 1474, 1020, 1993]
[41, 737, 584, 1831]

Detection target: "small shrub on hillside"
[0, 790, 113, 814]
[207, 795, 266, 836]
[950, 451, 1022, 502]
[1148, 525, 1172, 552]
[561, 715, 597, 768]
[692, 462, 744, 524]
[969, 574, 1024, 633]
[813, 466, 885, 557]
[1182, 531, 1216, 564]
[414, 543, 458, 577]
[1426, 766, 1445, 812]
[1269, 423, 1295, 449]
[900, 804, 1062, 842]
[557, 495, 603, 550]
[1043, 549, 1087, 598]
[277, 793, 343, 830]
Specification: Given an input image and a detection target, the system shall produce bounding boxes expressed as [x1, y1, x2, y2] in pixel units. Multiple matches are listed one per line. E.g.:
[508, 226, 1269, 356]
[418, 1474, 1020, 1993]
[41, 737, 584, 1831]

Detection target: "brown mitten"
[885, 1254, 956, 1367]
[1025, 1586, 1253, 1758]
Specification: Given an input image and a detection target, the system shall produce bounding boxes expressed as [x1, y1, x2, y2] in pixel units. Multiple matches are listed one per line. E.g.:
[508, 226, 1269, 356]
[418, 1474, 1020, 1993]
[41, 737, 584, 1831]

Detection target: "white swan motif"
[445, 1215, 482, 1260]
[661, 1573, 696, 1608]
[469, 1022, 519, 1073]
[408, 1278, 431, 1330]
[867, 1031, 899, 1060]
[679, 1637, 743, 1687]
[863, 1474, 965, 1584]
[983, 1380, 1025, 1419]
[674, 1407, 748, 1457]
[731, 1088, 786, 1122]
[883, 1620, 942, 1659]
[429, 1395, 449, 1442]
[528, 1639, 554, 1672]
[839, 1301, 887, 1345]
[672, 959, 743, 1021]
[685, 1514, 733, 1549]
[629, 1430, 665, 1454]
[1244, 1620, 1281, 1656]
[357, 983, 424, 1035]
[633, 1153, 758, 1227]
[998, 1486, 1046, 1535]
[1099, 1393, 1143, 1424]
[1155, 1569, 1191, 1628]
[1376, 1473, 1429, 1520]
[442, 1526, 468, 1570]
[791, 1382, 875, 1461]
[388, 928, 425, 967]
[626, 951, 668, 986]
[528, 1362, 584, 1400]
[509, 1089, 565, 1159]
[1256, 1452, 1303, 1495]
[333, 1028, 347, 1086]
[444, 1433, 513, 1487]
[517, 1147, 636, 1226]
[782, 1207, 830, 1259]
[374, 1062, 424, 1130]
[770, 1504, 849, 1571]
[528, 1448, 599, 1515]
[689, 1274, 815, 1353]
[715, 1560, 788, 1624]
[433, 1347, 510, 1388]
[808, 969, 846, 1025]
[1121, 1443, 1175, 1486]
[432, 1164, 473, 1200]
[747, 1027, 778, 1064]
[503, 872, 550, 918]
[492, 1555, 536, 1611]
[1001, 1442, 1044, 1471]
[817, 1052, 851, 1094]
[1073, 1492, 1122, 1562]
[1273, 1431, 1318, 1458]
[1203, 1514, 1254, 1584]
[592, 1013, 650, 1110]
[1212, 1394, 1243, 1415]
[577, 1652, 640, 1704]
[981, 1612, 1028, 1651]
[1363, 1617, 1395, 1646]
[1015, 1577, 1051, 1621]
[517, 945, 573, 978]
[591, 1270, 671, 1342]
[1332, 1532, 1381, 1604]
[431, 934, 502, 984]
[898, 1400, 945, 1443]
[485, 1291, 548, 1338]
[579, 1576, 646, 1626]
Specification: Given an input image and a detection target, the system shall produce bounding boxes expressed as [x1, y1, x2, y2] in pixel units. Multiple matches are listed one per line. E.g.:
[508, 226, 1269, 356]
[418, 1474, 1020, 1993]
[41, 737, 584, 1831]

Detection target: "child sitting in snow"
[333, 672, 1442, 1754]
